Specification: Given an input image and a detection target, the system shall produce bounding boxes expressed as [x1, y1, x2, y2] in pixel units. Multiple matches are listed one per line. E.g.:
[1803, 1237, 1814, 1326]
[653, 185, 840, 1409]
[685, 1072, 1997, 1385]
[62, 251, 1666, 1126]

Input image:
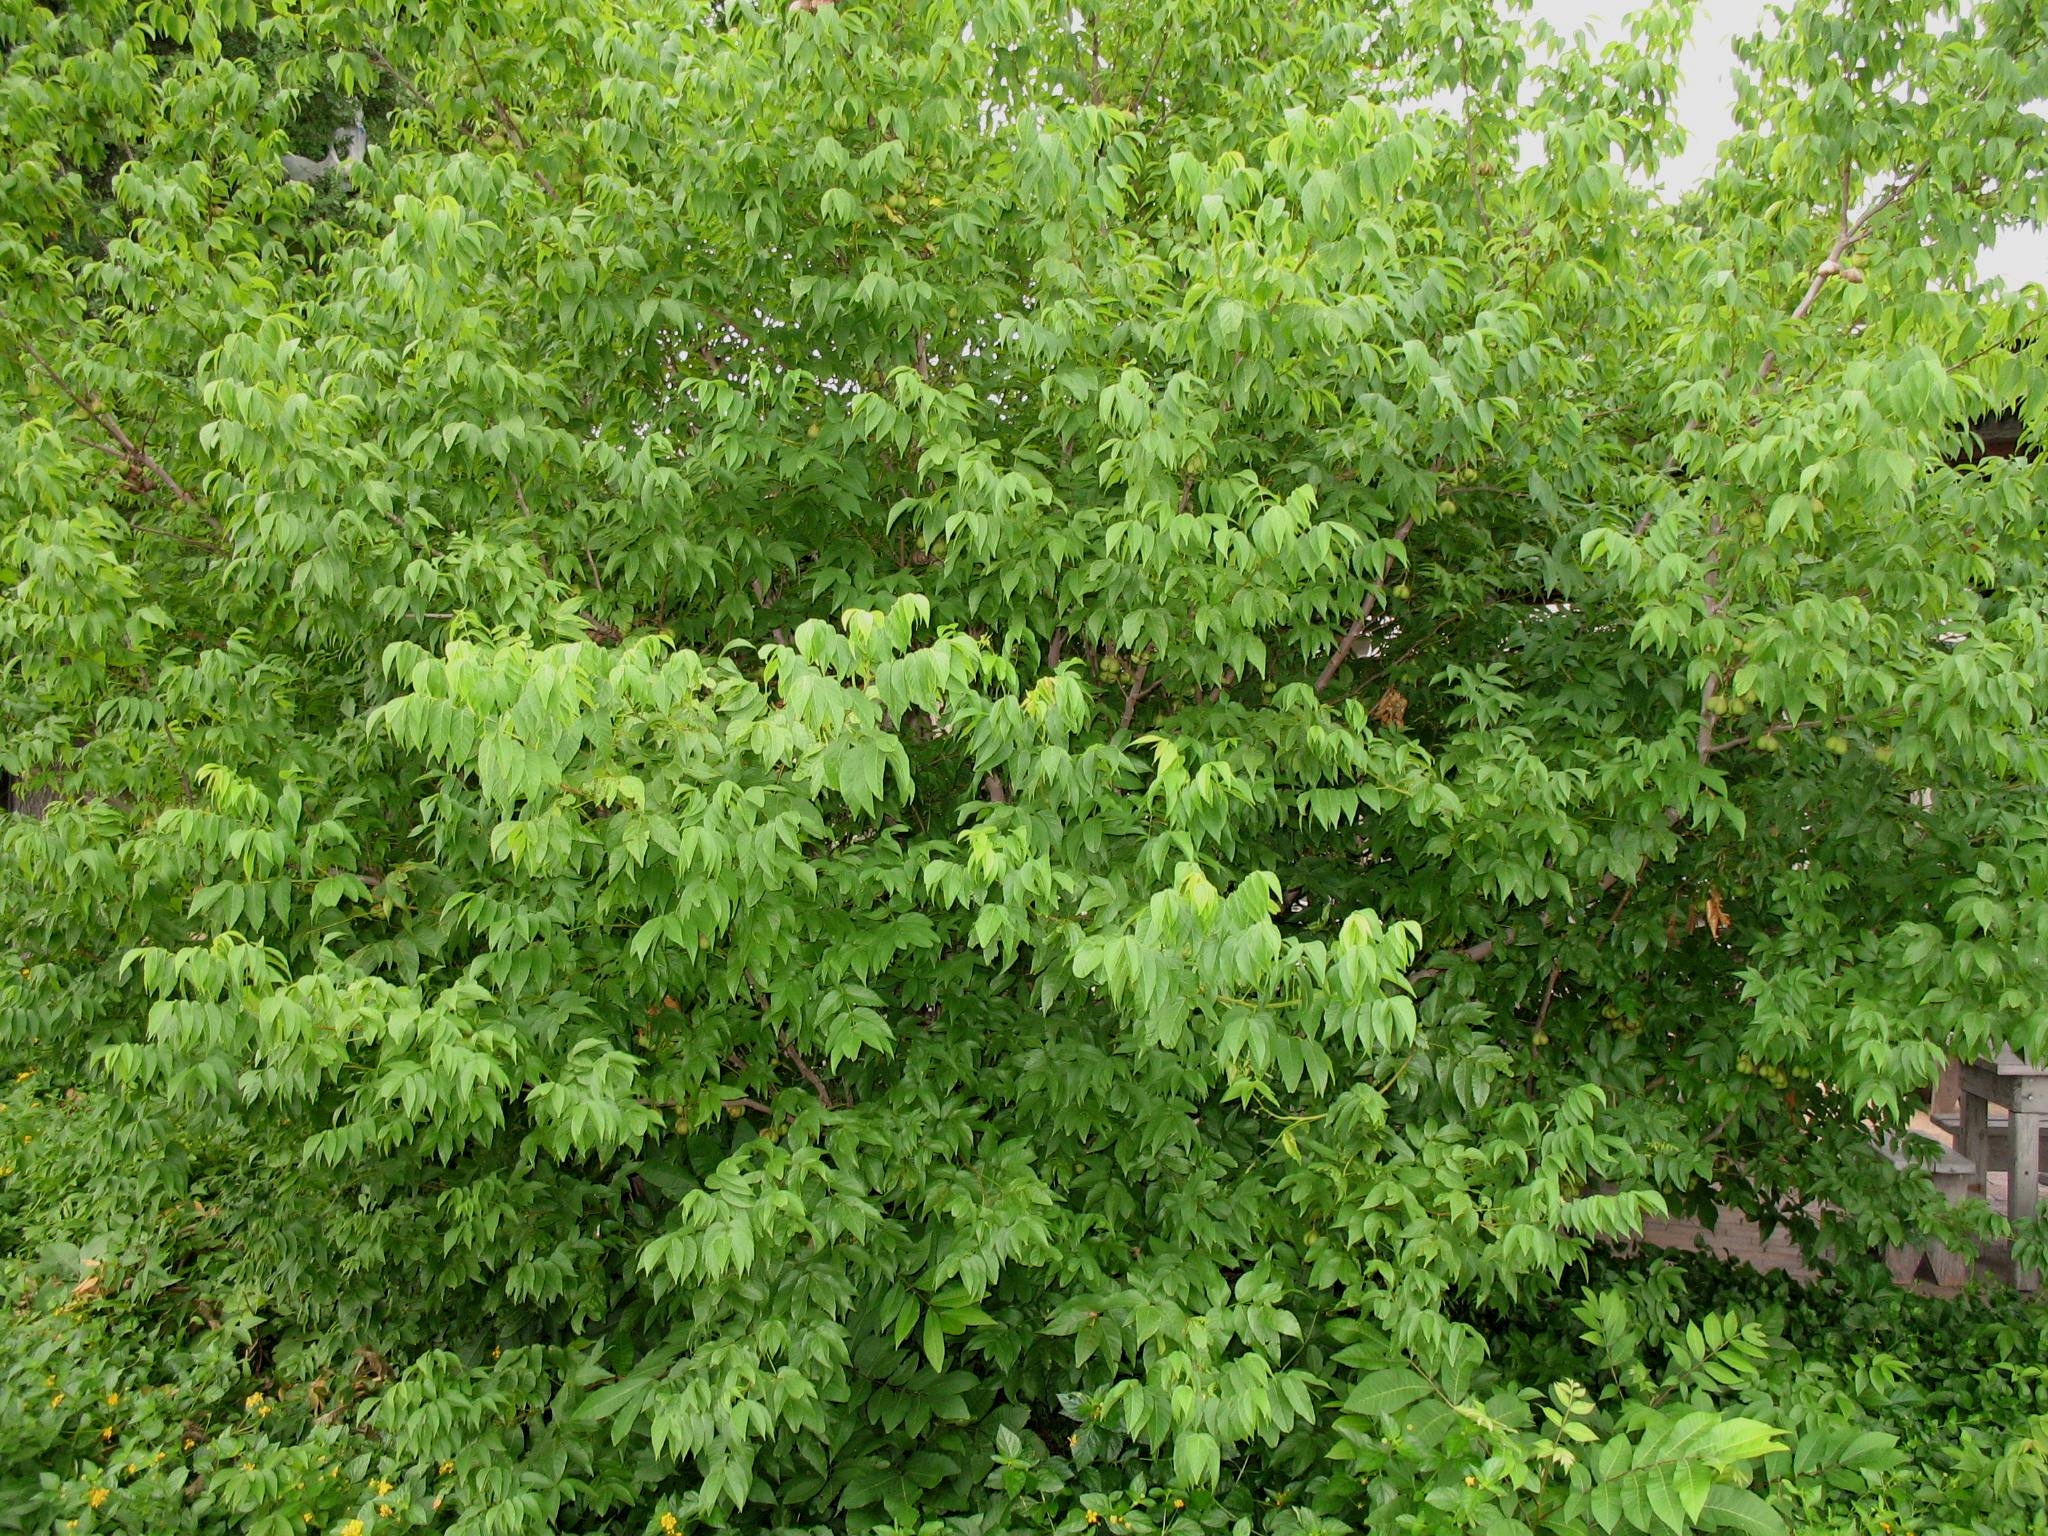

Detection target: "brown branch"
[7, 330, 222, 534]
[1643, 162, 1930, 538]
[1409, 927, 1516, 981]
[780, 1035, 836, 1109]
[1315, 517, 1415, 693]
[701, 305, 759, 350]
[1134, 13, 1175, 115]
[127, 521, 225, 554]
[1533, 960, 1563, 1033]
[1118, 660, 1150, 730]
[364, 44, 436, 114]
[463, 38, 558, 198]
[1595, 883, 1635, 948]
[1704, 715, 1830, 756]
[1777, 163, 1927, 344]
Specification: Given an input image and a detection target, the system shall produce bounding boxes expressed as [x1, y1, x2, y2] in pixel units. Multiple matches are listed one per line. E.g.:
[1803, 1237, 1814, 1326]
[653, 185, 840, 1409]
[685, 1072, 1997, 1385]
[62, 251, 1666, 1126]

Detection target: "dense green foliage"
[3, 0, 2048, 1531]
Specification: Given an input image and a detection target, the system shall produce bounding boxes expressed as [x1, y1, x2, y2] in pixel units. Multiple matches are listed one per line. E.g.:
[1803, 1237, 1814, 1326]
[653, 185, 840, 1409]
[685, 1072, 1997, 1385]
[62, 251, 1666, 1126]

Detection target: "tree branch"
[1119, 660, 1150, 730]
[1315, 517, 1415, 693]
[780, 1035, 837, 1109]
[6, 330, 222, 534]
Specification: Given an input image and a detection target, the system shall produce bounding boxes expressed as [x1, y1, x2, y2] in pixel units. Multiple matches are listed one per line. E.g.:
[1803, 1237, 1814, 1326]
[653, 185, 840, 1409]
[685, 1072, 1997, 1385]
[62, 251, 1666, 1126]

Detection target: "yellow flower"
[100, 1425, 114, 1441]
[1464, 1475, 1477, 1487]
[301, 1515, 313, 1525]
[1086, 1513, 1100, 1526]
[258, 1403, 272, 1417]
[87, 1488, 109, 1509]
[1173, 1499, 1185, 1509]
[338, 1523, 366, 1536]
[439, 1461, 455, 1476]
[244, 1391, 264, 1409]
[378, 1505, 394, 1518]
[183, 1439, 195, 1450]
[491, 1347, 501, 1359]
[106, 1391, 120, 1406]
[660, 1516, 680, 1534]
[50, 1392, 64, 1408]
[375, 1479, 394, 1494]
[14, 1068, 33, 1081]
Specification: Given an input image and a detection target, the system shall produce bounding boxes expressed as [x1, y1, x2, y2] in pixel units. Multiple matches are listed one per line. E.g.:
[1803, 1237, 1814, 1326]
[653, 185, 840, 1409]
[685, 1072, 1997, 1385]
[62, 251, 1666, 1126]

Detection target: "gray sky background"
[1529, 0, 2044, 288]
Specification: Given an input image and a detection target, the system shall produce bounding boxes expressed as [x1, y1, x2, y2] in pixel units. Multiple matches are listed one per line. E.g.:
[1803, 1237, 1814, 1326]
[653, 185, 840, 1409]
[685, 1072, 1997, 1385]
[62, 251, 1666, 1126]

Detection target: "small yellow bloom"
[49, 1392, 64, 1408]
[337, 1523, 366, 1536]
[14, 1068, 33, 1081]
[301, 1515, 313, 1525]
[106, 1391, 120, 1406]
[1464, 1475, 1477, 1487]
[439, 1461, 455, 1476]
[375, 1479, 394, 1494]
[100, 1424, 114, 1441]
[491, 1347, 501, 1359]
[87, 1488, 109, 1509]
[1086, 1513, 1100, 1526]
[245, 1391, 264, 1409]
[378, 1505, 394, 1519]
[183, 1439, 195, 1450]
[258, 1404, 272, 1417]
[1173, 1499, 1185, 1509]
[660, 1515, 680, 1535]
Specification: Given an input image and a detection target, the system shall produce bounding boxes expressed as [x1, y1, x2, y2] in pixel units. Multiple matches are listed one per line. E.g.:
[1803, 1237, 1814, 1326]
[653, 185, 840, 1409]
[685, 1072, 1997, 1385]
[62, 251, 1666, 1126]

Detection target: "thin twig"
[128, 522, 225, 554]
[1118, 660, 1150, 730]
[364, 44, 436, 113]
[780, 1036, 836, 1109]
[7, 330, 222, 533]
[1533, 960, 1563, 1033]
[1315, 517, 1414, 693]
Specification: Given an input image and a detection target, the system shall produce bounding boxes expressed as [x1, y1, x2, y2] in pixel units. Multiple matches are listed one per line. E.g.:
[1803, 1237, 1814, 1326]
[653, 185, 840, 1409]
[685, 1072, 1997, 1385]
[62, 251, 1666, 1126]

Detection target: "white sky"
[1530, 0, 2044, 288]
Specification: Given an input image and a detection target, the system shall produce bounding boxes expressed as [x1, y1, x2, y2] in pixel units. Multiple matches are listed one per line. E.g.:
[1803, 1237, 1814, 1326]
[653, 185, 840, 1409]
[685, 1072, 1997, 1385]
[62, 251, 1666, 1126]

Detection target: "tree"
[2, 0, 2046, 1531]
